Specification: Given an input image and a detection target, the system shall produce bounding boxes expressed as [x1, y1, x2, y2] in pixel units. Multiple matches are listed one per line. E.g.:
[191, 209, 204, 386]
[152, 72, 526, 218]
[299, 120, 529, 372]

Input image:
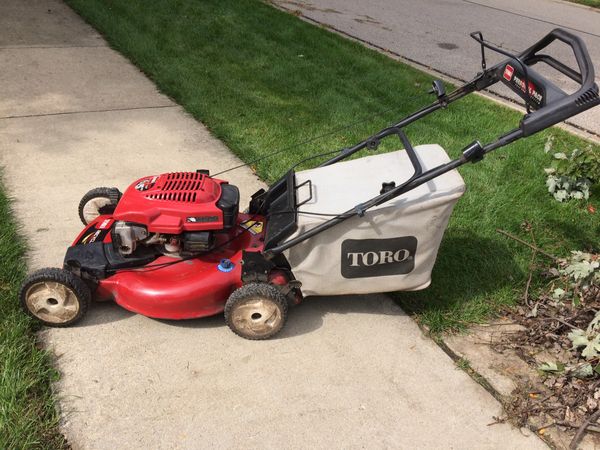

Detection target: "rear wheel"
[19, 268, 91, 327]
[78, 187, 121, 225]
[224, 283, 288, 340]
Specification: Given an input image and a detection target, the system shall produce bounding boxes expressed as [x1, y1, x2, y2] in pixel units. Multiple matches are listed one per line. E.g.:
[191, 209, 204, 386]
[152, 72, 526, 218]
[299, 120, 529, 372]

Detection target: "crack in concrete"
[461, 0, 600, 39]
[0, 104, 178, 120]
[0, 44, 107, 50]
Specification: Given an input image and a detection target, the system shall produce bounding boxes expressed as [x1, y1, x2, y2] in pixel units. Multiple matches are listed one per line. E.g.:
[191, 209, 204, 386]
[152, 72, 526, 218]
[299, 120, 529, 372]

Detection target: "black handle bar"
[255, 28, 598, 257]
[521, 28, 593, 86]
[471, 28, 600, 136]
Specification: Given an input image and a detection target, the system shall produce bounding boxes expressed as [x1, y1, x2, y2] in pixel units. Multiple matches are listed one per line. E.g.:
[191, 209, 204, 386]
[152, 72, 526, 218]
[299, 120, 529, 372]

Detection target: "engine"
[111, 171, 239, 257]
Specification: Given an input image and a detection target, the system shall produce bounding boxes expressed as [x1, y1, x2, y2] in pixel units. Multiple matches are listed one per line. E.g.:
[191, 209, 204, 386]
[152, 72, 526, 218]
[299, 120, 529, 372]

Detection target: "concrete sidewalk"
[275, 0, 600, 141]
[0, 1, 546, 449]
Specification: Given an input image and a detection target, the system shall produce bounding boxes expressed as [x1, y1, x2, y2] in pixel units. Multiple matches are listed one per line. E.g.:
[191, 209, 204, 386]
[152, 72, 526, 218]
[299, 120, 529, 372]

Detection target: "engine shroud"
[113, 172, 240, 234]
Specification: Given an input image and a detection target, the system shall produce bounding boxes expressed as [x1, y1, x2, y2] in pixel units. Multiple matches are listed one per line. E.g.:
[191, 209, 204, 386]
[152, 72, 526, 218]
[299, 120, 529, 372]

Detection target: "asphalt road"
[275, 0, 600, 140]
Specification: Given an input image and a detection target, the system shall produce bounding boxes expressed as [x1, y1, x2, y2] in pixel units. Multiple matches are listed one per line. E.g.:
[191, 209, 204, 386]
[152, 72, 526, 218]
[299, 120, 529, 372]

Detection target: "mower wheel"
[19, 268, 91, 327]
[78, 187, 122, 225]
[225, 283, 288, 340]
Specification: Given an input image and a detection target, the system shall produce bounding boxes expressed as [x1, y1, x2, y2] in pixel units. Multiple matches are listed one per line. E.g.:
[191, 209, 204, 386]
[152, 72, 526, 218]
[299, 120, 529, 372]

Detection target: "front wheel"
[224, 283, 288, 340]
[19, 268, 91, 327]
[78, 187, 121, 225]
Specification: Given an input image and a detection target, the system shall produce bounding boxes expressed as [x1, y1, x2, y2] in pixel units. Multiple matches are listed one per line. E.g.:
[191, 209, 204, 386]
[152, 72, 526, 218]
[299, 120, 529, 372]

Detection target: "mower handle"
[520, 29, 599, 136]
[520, 28, 593, 85]
[257, 29, 599, 257]
[471, 28, 600, 136]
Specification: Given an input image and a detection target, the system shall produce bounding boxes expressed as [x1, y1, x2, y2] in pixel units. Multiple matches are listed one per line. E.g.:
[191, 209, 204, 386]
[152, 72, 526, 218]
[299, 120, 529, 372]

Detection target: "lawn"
[0, 178, 66, 449]
[567, 0, 600, 8]
[63, 0, 599, 332]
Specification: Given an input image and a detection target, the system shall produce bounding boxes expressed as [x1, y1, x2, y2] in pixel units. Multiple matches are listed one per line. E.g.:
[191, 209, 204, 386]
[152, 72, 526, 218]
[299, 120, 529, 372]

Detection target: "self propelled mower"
[20, 29, 600, 339]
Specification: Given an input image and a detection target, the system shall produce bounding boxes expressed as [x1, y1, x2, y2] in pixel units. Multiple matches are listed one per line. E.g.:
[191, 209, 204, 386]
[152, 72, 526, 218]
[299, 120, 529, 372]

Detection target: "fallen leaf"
[539, 361, 565, 374]
[571, 363, 594, 379]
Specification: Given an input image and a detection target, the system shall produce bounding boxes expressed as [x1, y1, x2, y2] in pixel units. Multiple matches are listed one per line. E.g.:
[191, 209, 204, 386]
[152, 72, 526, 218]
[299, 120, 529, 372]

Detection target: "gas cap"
[217, 259, 235, 272]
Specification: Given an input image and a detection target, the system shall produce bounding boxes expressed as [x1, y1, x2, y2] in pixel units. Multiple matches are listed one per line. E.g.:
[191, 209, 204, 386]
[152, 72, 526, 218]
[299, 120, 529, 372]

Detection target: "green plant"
[569, 311, 600, 360]
[549, 251, 600, 305]
[544, 136, 600, 202]
[532, 252, 600, 375]
[560, 252, 600, 361]
[538, 360, 597, 378]
[562, 251, 600, 288]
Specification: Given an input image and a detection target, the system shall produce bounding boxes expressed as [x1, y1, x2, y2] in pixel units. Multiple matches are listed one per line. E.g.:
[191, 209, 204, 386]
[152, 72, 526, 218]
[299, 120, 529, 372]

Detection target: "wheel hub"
[82, 197, 111, 223]
[230, 297, 282, 338]
[25, 281, 80, 324]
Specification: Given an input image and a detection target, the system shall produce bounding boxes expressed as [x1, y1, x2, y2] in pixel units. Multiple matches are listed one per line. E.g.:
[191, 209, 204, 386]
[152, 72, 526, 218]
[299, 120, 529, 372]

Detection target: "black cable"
[210, 92, 430, 177]
[108, 94, 435, 273]
[289, 149, 341, 171]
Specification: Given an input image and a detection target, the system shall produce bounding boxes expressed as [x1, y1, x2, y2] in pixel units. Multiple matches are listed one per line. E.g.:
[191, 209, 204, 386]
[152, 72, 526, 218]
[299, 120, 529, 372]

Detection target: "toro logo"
[503, 64, 514, 81]
[135, 176, 158, 191]
[341, 237, 417, 279]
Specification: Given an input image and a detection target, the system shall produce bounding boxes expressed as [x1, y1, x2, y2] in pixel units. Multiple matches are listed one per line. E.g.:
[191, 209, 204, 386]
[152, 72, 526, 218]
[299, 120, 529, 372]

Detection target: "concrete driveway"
[274, 0, 600, 140]
[0, 1, 546, 448]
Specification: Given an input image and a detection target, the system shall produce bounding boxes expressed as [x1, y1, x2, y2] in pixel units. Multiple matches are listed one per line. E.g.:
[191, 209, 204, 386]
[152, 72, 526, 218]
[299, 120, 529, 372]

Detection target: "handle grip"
[518, 29, 599, 136]
[472, 28, 599, 136]
[520, 28, 594, 88]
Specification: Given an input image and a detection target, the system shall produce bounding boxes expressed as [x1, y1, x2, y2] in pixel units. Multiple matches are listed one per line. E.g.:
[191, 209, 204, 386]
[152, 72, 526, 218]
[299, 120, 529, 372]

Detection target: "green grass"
[64, 0, 599, 332]
[566, 0, 600, 8]
[0, 178, 66, 449]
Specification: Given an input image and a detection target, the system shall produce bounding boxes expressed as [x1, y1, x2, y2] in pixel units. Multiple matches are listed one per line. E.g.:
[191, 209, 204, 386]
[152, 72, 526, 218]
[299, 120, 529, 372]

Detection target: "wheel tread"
[19, 268, 91, 327]
[224, 283, 288, 340]
[78, 187, 121, 225]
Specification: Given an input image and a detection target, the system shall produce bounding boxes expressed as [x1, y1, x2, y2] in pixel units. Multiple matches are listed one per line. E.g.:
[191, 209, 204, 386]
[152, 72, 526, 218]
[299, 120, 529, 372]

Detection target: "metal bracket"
[295, 179, 313, 207]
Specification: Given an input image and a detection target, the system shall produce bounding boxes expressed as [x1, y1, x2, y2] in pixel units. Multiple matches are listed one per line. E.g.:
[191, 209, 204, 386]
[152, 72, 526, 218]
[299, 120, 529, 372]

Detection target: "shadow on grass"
[396, 230, 524, 333]
[543, 216, 600, 253]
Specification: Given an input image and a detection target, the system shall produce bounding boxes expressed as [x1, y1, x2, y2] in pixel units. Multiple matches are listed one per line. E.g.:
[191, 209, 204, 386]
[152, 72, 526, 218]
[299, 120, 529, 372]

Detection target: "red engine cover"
[113, 172, 230, 234]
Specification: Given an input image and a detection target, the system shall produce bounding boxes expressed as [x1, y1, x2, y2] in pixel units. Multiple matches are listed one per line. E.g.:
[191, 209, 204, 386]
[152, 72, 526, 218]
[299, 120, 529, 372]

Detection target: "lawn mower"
[20, 29, 600, 339]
